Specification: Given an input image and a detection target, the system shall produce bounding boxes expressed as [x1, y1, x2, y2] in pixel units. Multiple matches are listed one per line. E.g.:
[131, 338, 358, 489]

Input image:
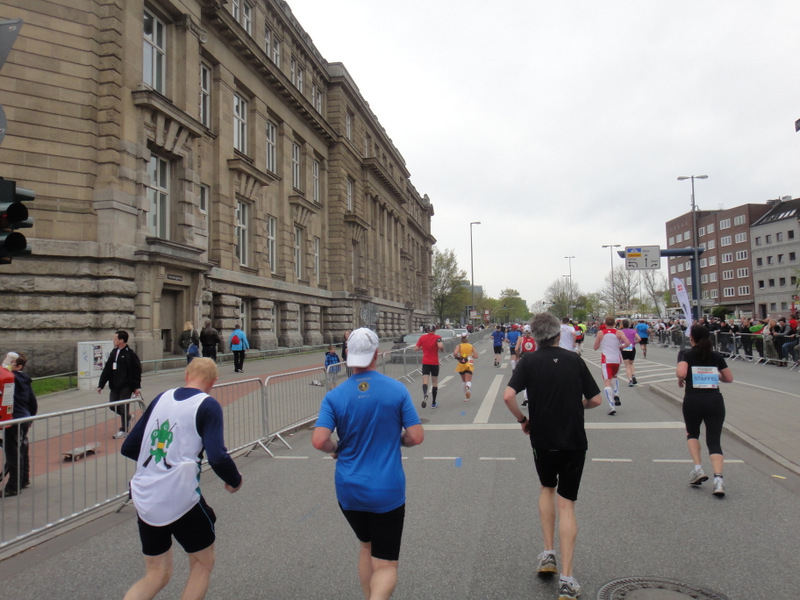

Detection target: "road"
[0, 338, 797, 599]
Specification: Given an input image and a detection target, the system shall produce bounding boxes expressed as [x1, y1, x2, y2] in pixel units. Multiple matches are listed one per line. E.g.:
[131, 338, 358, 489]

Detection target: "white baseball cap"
[2, 351, 19, 369]
[346, 327, 380, 368]
[523, 324, 531, 333]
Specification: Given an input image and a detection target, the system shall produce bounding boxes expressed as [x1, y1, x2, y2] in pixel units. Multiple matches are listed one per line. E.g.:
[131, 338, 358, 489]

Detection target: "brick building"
[0, 0, 435, 374]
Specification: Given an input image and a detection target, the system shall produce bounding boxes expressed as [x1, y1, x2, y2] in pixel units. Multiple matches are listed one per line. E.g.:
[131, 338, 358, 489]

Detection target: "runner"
[415, 325, 444, 408]
[559, 317, 576, 352]
[506, 325, 521, 370]
[620, 319, 641, 387]
[491, 325, 505, 367]
[593, 315, 629, 415]
[574, 321, 586, 355]
[515, 325, 537, 406]
[454, 332, 479, 401]
[635, 320, 650, 358]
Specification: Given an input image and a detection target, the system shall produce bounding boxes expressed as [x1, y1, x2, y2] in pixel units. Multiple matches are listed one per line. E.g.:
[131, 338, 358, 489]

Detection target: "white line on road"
[592, 458, 633, 462]
[473, 374, 505, 424]
[479, 457, 516, 461]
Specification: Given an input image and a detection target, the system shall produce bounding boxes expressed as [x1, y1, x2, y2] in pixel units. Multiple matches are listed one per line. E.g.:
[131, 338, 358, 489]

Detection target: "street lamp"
[469, 221, 481, 325]
[601, 244, 621, 317]
[565, 256, 575, 319]
[677, 175, 708, 321]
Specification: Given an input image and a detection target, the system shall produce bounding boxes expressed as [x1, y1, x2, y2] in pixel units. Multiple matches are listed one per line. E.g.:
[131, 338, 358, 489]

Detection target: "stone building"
[751, 197, 800, 319]
[0, 0, 435, 374]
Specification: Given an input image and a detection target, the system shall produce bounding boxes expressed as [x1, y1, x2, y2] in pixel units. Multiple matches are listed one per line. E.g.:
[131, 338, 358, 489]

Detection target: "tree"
[543, 277, 572, 318]
[496, 288, 530, 323]
[600, 266, 640, 315]
[432, 247, 468, 325]
[640, 269, 669, 318]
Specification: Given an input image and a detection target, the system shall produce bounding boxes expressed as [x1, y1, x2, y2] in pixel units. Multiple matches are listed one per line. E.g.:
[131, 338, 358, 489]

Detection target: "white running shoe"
[689, 467, 708, 486]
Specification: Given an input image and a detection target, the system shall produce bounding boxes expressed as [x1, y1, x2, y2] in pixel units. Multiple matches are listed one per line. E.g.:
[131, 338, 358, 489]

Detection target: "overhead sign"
[625, 245, 660, 270]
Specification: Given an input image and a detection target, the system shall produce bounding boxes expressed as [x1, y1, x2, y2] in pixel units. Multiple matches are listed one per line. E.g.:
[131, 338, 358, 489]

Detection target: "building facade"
[0, 0, 435, 374]
[751, 198, 800, 319]
[665, 203, 771, 317]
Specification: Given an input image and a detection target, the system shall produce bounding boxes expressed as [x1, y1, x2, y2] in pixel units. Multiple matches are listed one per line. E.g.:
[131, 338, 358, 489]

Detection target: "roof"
[751, 197, 800, 227]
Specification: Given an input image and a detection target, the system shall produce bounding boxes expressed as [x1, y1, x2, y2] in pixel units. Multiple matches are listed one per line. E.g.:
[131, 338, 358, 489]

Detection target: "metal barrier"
[0, 397, 145, 551]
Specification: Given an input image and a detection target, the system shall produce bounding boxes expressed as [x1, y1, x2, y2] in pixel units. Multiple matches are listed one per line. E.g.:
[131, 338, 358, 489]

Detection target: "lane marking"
[473, 374, 505, 424]
[653, 458, 745, 464]
[423, 456, 461, 460]
[479, 457, 516, 461]
[592, 458, 633, 462]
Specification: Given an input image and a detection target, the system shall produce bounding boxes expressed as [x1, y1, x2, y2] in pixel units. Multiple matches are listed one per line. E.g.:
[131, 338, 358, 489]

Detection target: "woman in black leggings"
[676, 324, 734, 497]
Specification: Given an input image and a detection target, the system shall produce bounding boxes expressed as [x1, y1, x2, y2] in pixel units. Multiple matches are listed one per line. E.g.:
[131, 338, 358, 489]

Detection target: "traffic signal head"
[0, 177, 33, 263]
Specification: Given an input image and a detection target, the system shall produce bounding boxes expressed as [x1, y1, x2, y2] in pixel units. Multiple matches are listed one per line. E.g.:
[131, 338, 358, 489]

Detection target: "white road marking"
[479, 457, 516, 461]
[473, 374, 505, 424]
[423, 456, 460, 460]
[592, 458, 633, 462]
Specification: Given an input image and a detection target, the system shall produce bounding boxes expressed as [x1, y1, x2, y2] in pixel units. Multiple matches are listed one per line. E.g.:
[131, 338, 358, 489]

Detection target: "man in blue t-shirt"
[491, 325, 505, 367]
[313, 328, 424, 599]
[506, 326, 522, 369]
[635, 320, 651, 358]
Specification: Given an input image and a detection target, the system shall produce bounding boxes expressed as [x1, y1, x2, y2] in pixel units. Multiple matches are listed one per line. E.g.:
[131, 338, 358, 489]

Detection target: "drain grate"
[597, 576, 729, 599]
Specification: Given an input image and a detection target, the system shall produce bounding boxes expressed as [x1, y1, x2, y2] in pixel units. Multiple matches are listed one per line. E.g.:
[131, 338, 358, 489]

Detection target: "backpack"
[231, 334, 241, 345]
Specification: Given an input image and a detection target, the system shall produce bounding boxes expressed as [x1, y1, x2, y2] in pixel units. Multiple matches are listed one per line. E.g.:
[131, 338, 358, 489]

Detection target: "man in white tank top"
[593, 316, 629, 415]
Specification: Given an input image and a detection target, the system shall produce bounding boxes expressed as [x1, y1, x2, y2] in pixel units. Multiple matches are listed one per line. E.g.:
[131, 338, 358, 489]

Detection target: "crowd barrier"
[0, 398, 145, 552]
[0, 331, 492, 554]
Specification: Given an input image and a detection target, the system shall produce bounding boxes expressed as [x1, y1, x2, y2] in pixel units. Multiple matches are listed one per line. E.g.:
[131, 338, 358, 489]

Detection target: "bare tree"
[640, 268, 669, 318]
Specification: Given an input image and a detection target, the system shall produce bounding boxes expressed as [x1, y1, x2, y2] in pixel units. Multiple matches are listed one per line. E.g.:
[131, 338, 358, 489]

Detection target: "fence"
[0, 331, 492, 555]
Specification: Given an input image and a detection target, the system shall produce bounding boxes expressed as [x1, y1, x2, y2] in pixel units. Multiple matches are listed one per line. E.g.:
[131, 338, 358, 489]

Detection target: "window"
[723, 287, 735, 297]
[734, 232, 747, 244]
[265, 28, 272, 58]
[738, 285, 750, 296]
[767, 256, 773, 264]
[346, 178, 354, 211]
[291, 142, 301, 189]
[312, 159, 320, 203]
[778, 253, 784, 263]
[290, 57, 297, 87]
[199, 183, 209, 250]
[294, 226, 303, 278]
[242, 1, 252, 34]
[669, 265, 676, 274]
[709, 272, 717, 282]
[668, 236, 675, 246]
[790, 252, 797, 261]
[267, 215, 277, 273]
[719, 218, 731, 229]
[758, 280, 764, 289]
[313, 236, 320, 280]
[720, 235, 732, 247]
[708, 255, 716, 266]
[684, 230, 691, 241]
[701, 274, 708, 284]
[769, 279, 775, 287]
[756, 257, 763, 266]
[675, 233, 683, 243]
[233, 93, 248, 153]
[143, 9, 166, 94]
[345, 111, 352, 140]
[722, 270, 734, 280]
[312, 84, 323, 112]
[755, 236, 761, 246]
[235, 201, 249, 265]
[199, 63, 211, 127]
[272, 37, 281, 67]
[737, 267, 749, 278]
[146, 155, 170, 238]
[776, 232, 783, 242]
[698, 226, 705, 236]
[721, 253, 733, 263]
[779, 277, 786, 286]
[699, 258, 707, 268]
[789, 230, 795, 240]
[707, 223, 714, 233]
[734, 215, 746, 226]
[707, 239, 715, 250]
[710, 288, 718, 299]
[297, 67, 304, 93]
[677, 263, 684, 273]
[266, 121, 277, 172]
[735, 250, 748, 261]
[765, 234, 772, 243]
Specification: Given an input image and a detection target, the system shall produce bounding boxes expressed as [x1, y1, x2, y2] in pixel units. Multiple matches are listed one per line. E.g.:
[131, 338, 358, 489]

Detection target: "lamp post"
[601, 244, 621, 317]
[564, 255, 575, 319]
[677, 175, 708, 321]
[469, 221, 481, 326]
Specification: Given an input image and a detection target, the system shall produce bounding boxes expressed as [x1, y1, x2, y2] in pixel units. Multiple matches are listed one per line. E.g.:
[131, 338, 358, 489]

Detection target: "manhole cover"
[597, 577, 729, 600]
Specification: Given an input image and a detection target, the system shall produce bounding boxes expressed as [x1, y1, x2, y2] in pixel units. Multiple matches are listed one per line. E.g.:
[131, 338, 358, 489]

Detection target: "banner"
[673, 277, 693, 324]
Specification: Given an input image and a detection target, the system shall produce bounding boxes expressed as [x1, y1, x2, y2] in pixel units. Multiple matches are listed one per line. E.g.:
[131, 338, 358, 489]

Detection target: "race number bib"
[690, 366, 719, 389]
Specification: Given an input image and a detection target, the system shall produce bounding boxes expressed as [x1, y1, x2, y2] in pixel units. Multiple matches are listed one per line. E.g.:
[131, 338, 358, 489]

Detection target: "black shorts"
[621, 348, 636, 361]
[137, 496, 217, 556]
[493, 345, 503, 355]
[639, 338, 648, 345]
[421, 364, 440, 377]
[531, 449, 586, 502]
[340, 504, 405, 561]
[509, 348, 517, 357]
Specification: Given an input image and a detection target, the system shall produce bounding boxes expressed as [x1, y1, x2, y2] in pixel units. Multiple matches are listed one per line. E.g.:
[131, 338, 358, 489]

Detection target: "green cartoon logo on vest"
[142, 419, 175, 468]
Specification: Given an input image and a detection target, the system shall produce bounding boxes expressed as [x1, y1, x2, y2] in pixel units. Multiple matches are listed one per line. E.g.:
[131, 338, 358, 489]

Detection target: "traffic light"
[0, 177, 33, 264]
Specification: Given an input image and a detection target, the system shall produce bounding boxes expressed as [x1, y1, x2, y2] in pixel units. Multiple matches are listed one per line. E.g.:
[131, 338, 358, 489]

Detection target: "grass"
[31, 376, 76, 396]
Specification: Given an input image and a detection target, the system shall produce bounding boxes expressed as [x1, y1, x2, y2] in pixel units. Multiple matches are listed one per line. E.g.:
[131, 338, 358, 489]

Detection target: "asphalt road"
[0, 339, 797, 599]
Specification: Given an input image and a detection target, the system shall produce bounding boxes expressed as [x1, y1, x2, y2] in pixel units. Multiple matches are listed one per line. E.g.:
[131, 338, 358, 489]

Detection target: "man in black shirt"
[503, 313, 601, 600]
[97, 330, 142, 438]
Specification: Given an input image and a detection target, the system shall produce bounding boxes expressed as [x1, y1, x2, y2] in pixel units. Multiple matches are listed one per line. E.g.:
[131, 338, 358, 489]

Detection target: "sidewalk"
[649, 376, 800, 477]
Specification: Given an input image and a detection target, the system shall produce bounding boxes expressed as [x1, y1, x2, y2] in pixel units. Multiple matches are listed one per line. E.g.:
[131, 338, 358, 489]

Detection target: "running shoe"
[465, 390, 471, 400]
[628, 381, 634, 387]
[608, 408, 616, 416]
[689, 467, 708, 486]
[631, 376, 637, 385]
[558, 579, 582, 600]
[614, 396, 621, 406]
[422, 394, 428, 409]
[112, 430, 128, 439]
[536, 551, 557, 576]
[431, 401, 437, 409]
[712, 477, 725, 497]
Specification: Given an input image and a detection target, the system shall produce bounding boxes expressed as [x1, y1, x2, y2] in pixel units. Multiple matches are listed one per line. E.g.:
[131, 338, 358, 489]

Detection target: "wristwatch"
[517, 416, 528, 423]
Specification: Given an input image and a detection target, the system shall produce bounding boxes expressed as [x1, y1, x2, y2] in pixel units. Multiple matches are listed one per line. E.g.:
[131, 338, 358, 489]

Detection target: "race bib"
[690, 366, 719, 389]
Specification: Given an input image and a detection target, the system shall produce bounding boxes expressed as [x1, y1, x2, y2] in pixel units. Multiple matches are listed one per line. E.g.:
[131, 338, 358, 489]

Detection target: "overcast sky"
[290, 0, 800, 310]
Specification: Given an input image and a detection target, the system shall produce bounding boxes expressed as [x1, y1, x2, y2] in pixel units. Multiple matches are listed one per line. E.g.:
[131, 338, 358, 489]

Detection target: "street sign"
[625, 245, 660, 270]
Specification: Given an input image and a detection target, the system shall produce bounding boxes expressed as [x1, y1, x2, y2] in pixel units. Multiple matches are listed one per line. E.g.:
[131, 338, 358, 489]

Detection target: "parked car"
[389, 333, 423, 363]
[435, 328, 458, 353]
